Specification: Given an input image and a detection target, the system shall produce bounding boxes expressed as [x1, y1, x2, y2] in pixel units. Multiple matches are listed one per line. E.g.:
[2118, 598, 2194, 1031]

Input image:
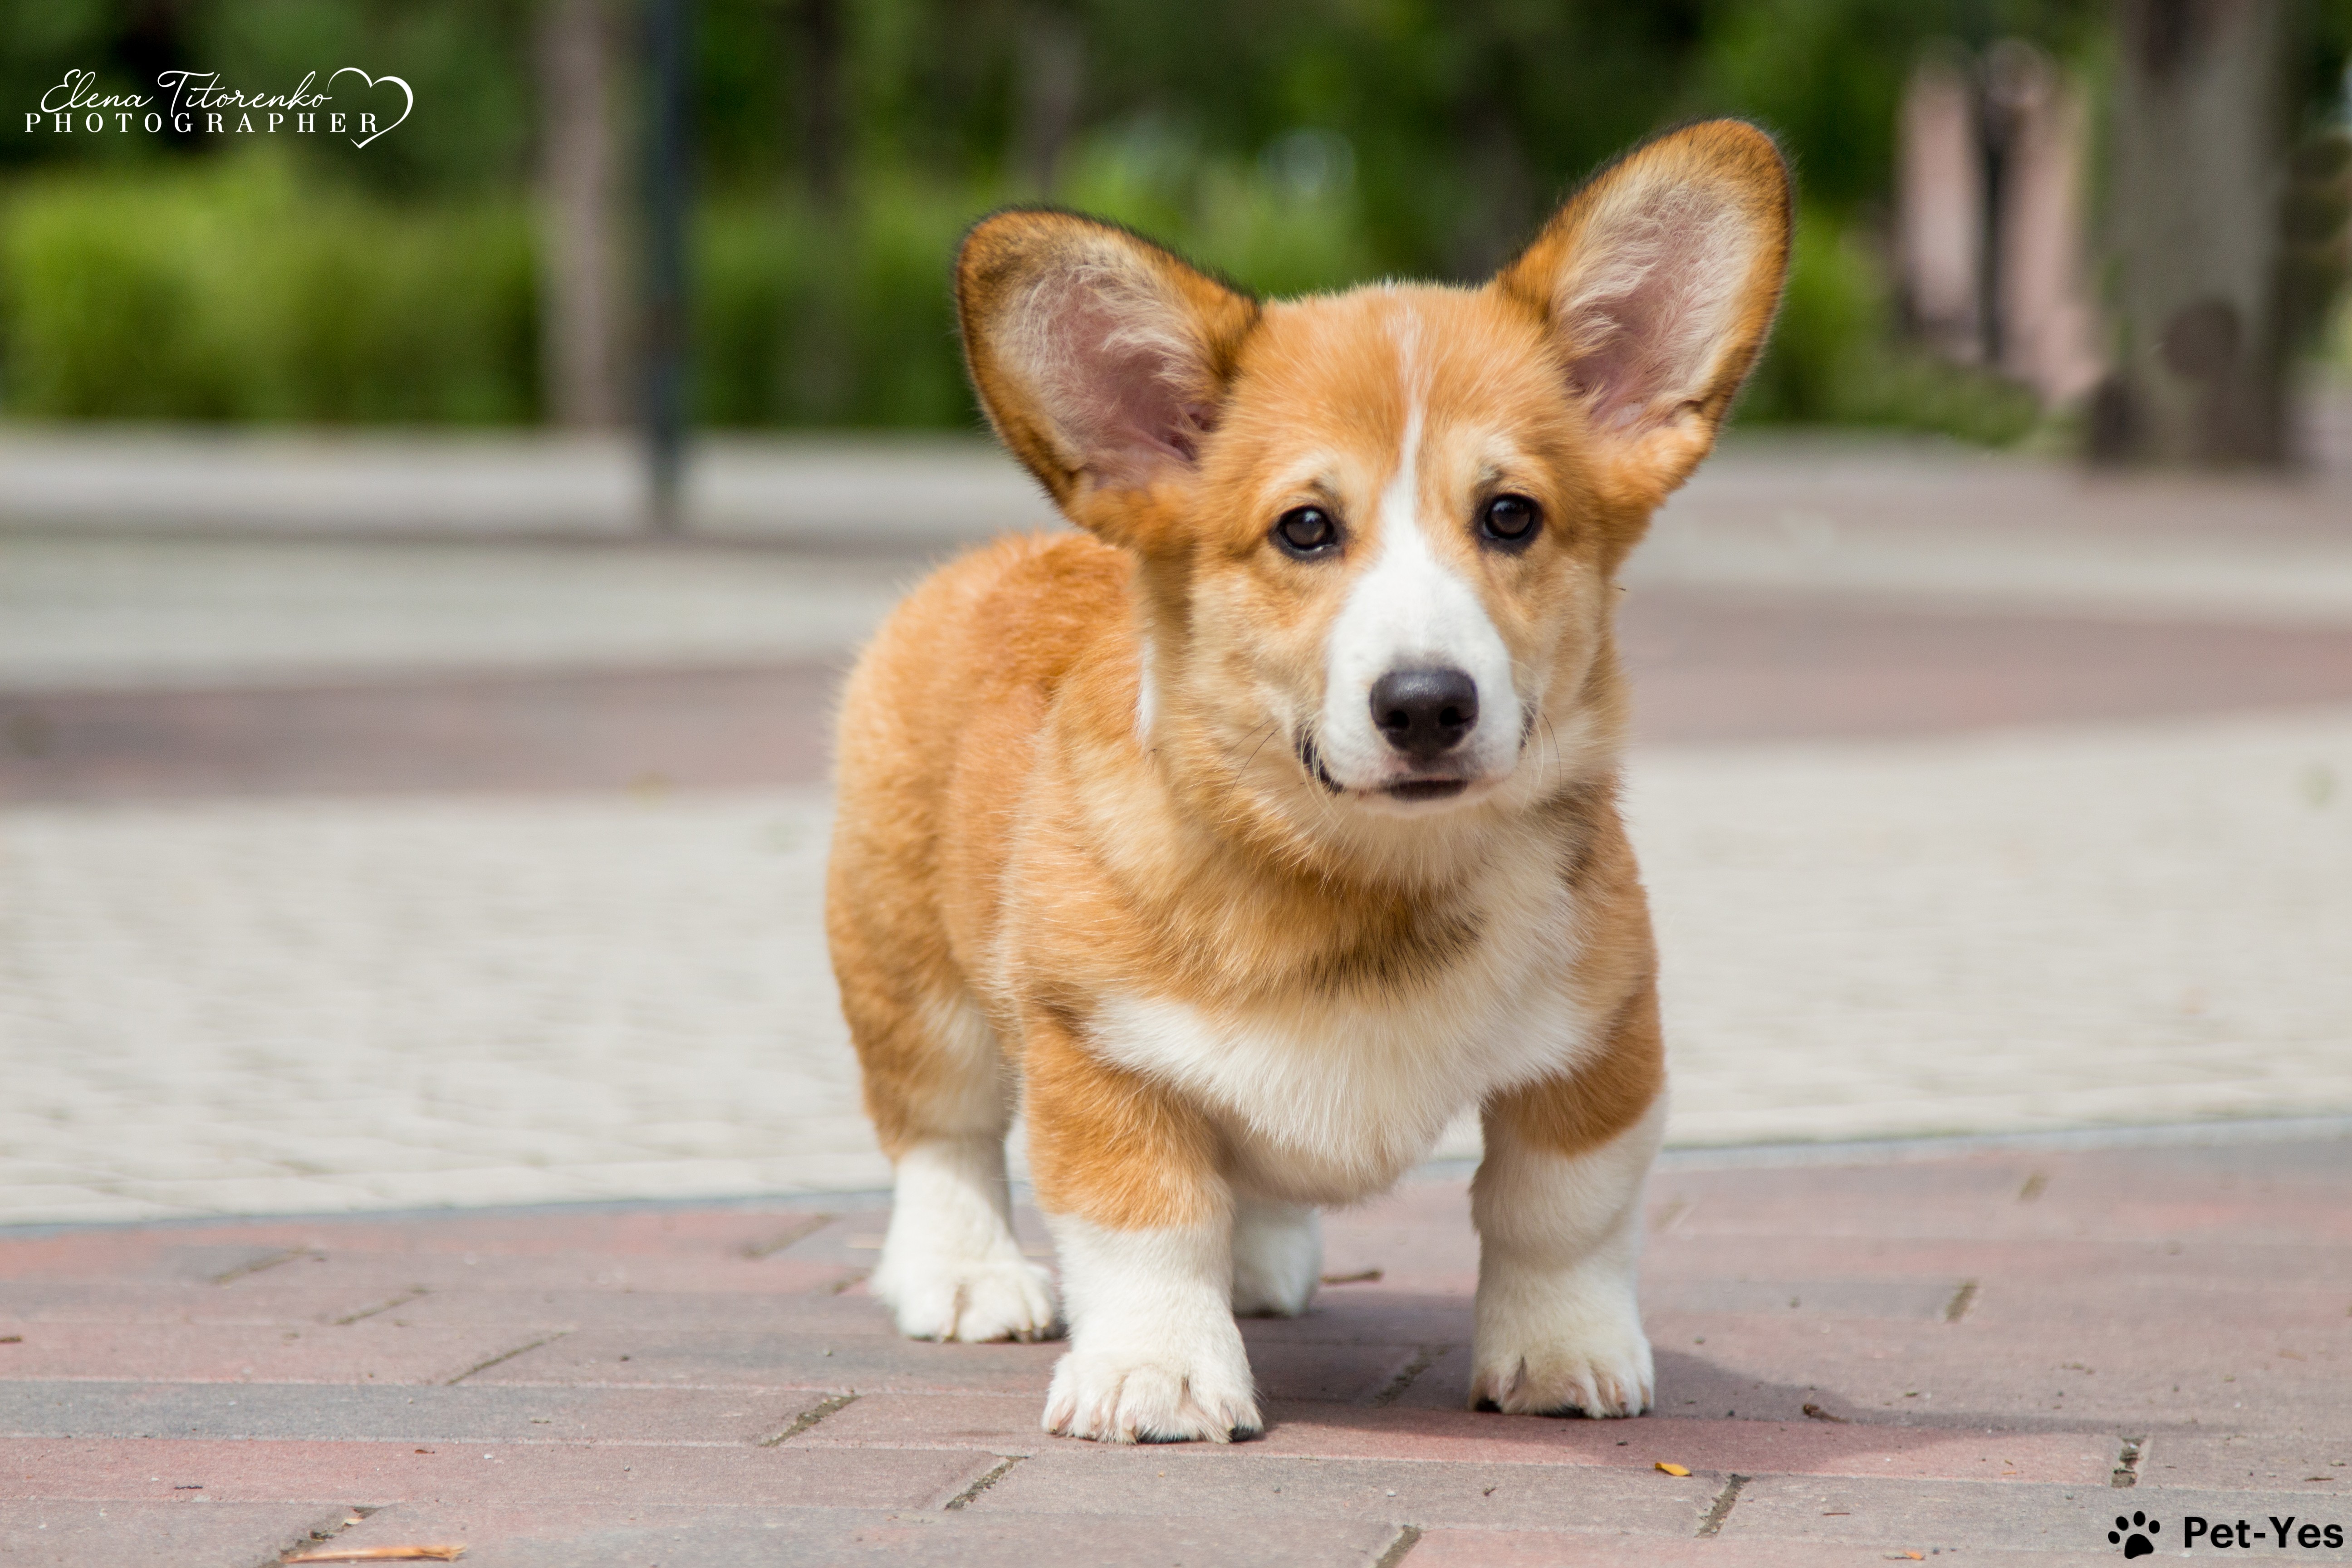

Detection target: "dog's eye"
[1479, 494, 1541, 547]
[1273, 506, 1339, 557]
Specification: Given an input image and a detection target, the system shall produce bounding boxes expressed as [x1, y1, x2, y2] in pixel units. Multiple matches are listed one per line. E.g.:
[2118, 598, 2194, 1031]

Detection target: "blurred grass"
[0, 147, 2048, 444]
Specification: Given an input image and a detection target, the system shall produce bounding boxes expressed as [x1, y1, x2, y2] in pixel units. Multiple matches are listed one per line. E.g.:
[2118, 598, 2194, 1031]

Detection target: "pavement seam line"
[1372, 1523, 1424, 1567]
[1370, 1344, 1447, 1408]
[2112, 1434, 2147, 1488]
[213, 1246, 321, 1285]
[829, 1267, 873, 1296]
[759, 1391, 858, 1446]
[1695, 1472, 1749, 1538]
[743, 1214, 833, 1259]
[942, 1454, 1023, 1511]
[1943, 1279, 1979, 1323]
[330, 1286, 428, 1326]
[443, 1330, 569, 1385]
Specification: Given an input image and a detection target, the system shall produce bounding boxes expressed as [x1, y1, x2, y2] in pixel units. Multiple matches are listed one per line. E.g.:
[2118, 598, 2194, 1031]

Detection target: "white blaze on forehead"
[1316, 323, 1520, 789]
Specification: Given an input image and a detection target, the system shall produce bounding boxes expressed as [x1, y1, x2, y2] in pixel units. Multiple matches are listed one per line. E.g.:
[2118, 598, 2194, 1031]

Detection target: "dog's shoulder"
[963, 530, 1131, 657]
[842, 529, 1130, 750]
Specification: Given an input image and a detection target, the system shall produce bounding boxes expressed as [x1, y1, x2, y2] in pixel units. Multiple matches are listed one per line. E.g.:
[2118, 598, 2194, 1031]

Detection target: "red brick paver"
[3, 1136, 2347, 1566]
[11, 593, 2352, 803]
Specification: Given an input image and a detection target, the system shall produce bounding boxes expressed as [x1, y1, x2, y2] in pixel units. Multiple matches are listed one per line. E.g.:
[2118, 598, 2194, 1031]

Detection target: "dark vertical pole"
[644, 0, 692, 532]
[1975, 63, 2011, 372]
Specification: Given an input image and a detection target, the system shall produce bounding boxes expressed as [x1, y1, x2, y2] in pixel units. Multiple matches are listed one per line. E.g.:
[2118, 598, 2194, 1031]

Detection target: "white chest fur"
[1088, 859, 1600, 1204]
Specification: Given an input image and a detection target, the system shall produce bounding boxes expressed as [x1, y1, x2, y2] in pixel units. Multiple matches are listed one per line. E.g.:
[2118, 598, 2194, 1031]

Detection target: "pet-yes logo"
[2109, 1511, 2161, 1558]
[2108, 1510, 2346, 1557]
[26, 68, 412, 148]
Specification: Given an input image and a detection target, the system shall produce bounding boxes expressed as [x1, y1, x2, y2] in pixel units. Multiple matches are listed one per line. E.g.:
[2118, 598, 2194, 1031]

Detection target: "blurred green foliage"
[0, 0, 2343, 432]
[1740, 212, 2043, 441]
[1, 155, 535, 421]
[699, 181, 979, 428]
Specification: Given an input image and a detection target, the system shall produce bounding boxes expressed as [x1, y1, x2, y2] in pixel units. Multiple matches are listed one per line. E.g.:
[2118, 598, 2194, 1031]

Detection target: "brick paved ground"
[7, 594, 2352, 800]
[3, 1135, 2347, 1565]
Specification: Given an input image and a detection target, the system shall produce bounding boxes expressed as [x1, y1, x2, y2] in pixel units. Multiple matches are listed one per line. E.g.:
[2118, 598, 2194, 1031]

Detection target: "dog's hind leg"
[849, 980, 1058, 1344]
[1230, 1200, 1321, 1317]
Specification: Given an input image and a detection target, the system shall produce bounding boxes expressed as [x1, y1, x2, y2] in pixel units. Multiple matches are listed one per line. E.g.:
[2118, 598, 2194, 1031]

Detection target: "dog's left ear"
[957, 210, 1260, 544]
[1495, 120, 1791, 504]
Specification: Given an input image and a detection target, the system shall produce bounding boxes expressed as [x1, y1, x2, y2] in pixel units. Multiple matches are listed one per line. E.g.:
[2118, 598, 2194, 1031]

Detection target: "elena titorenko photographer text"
[27, 68, 412, 149]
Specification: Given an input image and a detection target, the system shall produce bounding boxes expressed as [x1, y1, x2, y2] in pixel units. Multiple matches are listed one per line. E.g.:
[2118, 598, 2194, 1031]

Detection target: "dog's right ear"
[957, 211, 1259, 540]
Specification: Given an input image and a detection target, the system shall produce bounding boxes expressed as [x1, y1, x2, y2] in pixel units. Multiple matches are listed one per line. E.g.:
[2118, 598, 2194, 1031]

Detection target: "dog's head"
[957, 121, 1789, 871]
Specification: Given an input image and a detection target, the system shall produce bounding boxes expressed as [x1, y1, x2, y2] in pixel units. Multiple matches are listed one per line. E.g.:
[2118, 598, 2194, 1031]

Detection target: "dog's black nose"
[1370, 667, 1478, 760]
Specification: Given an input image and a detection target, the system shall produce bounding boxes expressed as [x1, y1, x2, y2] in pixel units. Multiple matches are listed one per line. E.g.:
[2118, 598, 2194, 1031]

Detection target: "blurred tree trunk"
[794, 0, 848, 208]
[787, 0, 852, 419]
[1897, 49, 1985, 361]
[1989, 42, 2105, 407]
[538, 0, 627, 429]
[1015, 4, 1085, 196]
[2099, 0, 2293, 464]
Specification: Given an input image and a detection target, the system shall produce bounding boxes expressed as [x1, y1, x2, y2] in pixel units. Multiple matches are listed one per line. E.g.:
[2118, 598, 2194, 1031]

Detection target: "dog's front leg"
[1044, 1205, 1261, 1443]
[1023, 1008, 1260, 1444]
[1469, 990, 1667, 1418]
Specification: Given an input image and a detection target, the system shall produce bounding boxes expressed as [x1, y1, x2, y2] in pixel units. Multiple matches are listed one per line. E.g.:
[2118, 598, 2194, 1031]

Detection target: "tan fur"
[828, 122, 1786, 1285]
[1484, 797, 1667, 1160]
[1021, 997, 1224, 1230]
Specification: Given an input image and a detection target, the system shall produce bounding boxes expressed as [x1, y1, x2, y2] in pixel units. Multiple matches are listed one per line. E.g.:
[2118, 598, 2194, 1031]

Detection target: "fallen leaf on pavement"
[1802, 1402, 1846, 1422]
[285, 1548, 466, 1563]
[1654, 1462, 1690, 1476]
[1319, 1269, 1382, 1285]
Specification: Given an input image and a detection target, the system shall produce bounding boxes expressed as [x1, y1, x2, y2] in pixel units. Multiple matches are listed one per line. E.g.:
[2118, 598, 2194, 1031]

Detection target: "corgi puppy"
[826, 121, 1789, 1443]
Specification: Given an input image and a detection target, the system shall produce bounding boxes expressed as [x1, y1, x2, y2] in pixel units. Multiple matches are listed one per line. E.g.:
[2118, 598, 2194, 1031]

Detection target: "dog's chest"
[1089, 870, 1597, 1200]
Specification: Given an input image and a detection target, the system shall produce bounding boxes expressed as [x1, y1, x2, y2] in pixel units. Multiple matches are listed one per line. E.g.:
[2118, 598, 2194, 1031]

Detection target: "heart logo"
[327, 67, 412, 148]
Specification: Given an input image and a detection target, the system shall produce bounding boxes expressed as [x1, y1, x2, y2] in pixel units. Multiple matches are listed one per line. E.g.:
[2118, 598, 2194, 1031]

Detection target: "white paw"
[1042, 1343, 1263, 1444]
[1230, 1200, 1321, 1318]
[872, 1251, 1059, 1343]
[1470, 1283, 1654, 1417]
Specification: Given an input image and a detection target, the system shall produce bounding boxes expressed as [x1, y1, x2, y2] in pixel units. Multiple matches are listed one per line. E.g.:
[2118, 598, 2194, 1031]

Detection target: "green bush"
[0, 153, 2046, 444]
[1056, 123, 1377, 299]
[697, 178, 981, 429]
[693, 129, 1379, 431]
[0, 155, 535, 423]
[1738, 210, 2042, 445]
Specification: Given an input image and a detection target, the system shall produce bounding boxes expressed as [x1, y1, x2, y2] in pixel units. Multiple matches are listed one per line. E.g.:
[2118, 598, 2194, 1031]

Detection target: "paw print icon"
[2109, 1512, 2161, 1558]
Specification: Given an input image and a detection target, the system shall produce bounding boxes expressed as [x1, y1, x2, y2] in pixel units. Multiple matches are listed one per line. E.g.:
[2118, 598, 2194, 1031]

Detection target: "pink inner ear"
[1031, 272, 1210, 487]
[1558, 191, 1748, 433]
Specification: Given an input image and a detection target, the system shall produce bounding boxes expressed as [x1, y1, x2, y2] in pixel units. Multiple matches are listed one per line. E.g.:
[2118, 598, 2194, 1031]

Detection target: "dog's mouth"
[1296, 733, 1344, 795]
[1295, 732, 1471, 804]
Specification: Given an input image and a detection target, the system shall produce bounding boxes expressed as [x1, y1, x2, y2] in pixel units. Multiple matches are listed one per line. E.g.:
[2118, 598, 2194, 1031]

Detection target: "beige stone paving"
[0, 791, 880, 1223]
[0, 534, 926, 692]
[4, 707, 2345, 1225]
[1637, 708, 2352, 1143]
